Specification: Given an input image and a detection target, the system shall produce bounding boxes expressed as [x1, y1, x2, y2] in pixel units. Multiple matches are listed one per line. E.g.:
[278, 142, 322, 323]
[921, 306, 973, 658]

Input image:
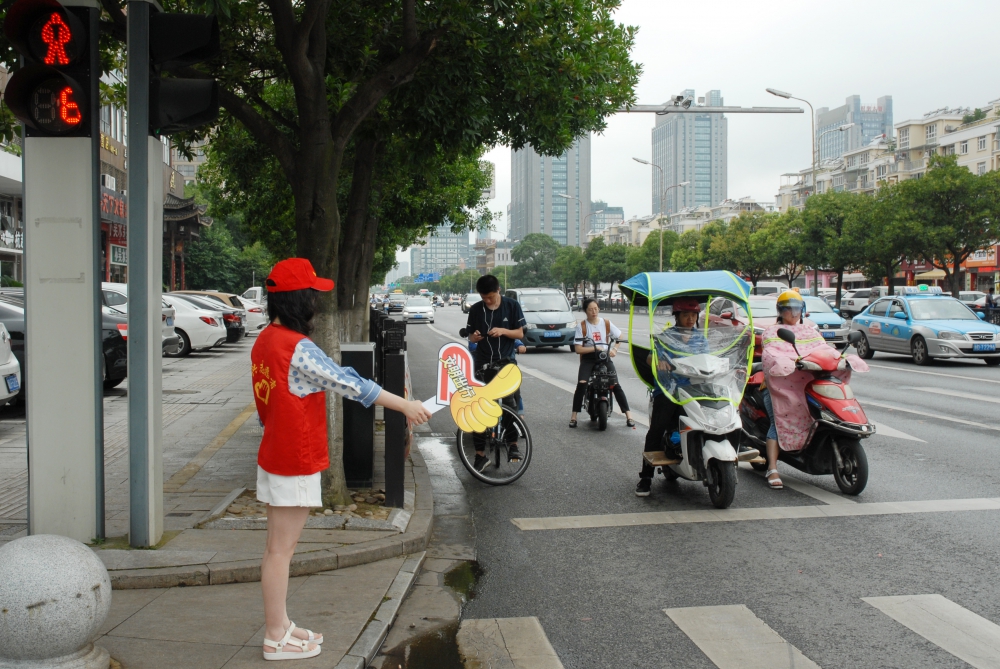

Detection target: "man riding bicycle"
[465, 274, 526, 472]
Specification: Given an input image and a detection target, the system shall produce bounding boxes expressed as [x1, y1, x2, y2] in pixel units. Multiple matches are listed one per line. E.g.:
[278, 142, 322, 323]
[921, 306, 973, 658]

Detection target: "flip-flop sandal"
[568, 420, 578, 428]
[765, 469, 783, 490]
[288, 622, 323, 645]
[263, 626, 321, 661]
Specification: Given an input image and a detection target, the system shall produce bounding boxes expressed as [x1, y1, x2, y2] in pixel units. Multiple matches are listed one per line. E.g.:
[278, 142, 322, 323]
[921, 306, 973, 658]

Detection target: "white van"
[752, 281, 788, 296]
[242, 286, 265, 304]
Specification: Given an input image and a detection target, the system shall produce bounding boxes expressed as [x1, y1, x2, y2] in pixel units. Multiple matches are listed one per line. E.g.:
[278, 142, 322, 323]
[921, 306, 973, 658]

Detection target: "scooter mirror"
[776, 328, 796, 345]
[848, 331, 862, 346]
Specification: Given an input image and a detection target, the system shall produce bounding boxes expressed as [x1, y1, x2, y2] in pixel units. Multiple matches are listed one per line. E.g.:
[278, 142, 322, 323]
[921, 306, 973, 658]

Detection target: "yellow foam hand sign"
[446, 362, 522, 433]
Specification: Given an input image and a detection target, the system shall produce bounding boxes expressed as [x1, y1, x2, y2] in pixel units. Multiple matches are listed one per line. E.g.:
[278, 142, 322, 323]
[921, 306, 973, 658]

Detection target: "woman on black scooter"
[569, 298, 636, 428]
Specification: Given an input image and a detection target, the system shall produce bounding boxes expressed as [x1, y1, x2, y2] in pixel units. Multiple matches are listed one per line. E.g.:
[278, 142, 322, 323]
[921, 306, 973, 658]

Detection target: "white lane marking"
[457, 617, 564, 669]
[665, 605, 821, 669]
[740, 463, 856, 505]
[868, 363, 1000, 385]
[871, 421, 926, 443]
[864, 594, 1000, 669]
[510, 497, 1000, 531]
[903, 386, 1000, 405]
[426, 323, 652, 425]
[864, 400, 1000, 433]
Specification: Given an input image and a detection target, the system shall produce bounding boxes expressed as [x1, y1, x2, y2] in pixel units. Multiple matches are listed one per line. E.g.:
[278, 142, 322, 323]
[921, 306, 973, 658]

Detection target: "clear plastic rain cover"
[651, 320, 752, 407]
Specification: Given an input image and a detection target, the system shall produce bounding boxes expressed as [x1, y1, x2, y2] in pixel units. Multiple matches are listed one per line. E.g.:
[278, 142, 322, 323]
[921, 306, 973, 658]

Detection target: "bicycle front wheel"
[456, 405, 533, 485]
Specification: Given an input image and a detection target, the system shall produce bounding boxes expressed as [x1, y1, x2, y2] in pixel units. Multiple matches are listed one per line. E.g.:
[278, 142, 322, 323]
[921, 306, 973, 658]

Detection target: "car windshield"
[407, 298, 431, 306]
[804, 297, 834, 314]
[171, 294, 226, 311]
[959, 292, 984, 302]
[908, 299, 980, 320]
[465, 294, 481, 303]
[519, 294, 570, 312]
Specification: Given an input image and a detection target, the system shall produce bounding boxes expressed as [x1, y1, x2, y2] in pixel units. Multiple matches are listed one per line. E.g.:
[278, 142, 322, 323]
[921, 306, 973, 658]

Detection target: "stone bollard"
[0, 535, 111, 669]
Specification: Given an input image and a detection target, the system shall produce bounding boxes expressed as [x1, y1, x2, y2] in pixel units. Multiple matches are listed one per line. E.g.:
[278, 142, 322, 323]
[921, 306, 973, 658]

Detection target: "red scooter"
[740, 329, 874, 495]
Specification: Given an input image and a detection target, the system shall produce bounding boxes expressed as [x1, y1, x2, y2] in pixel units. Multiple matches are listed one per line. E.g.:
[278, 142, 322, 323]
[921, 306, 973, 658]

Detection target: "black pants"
[572, 355, 630, 413]
[641, 393, 681, 479]
[473, 363, 518, 452]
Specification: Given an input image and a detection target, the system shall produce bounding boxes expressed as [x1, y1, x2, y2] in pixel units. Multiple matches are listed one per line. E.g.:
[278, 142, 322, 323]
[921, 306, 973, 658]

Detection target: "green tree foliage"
[758, 209, 807, 286]
[802, 191, 865, 307]
[589, 243, 630, 296]
[626, 230, 679, 276]
[438, 269, 482, 296]
[510, 234, 561, 288]
[897, 155, 1000, 297]
[551, 246, 589, 296]
[182, 222, 275, 293]
[847, 185, 916, 291]
[584, 237, 606, 295]
[708, 211, 779, 287]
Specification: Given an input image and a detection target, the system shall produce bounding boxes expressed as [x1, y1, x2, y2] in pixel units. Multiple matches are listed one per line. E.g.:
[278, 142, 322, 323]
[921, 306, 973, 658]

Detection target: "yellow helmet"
[776, 290, 804, 311]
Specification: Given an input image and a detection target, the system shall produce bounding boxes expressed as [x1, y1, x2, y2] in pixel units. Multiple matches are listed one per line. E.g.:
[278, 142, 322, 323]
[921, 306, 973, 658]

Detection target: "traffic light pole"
[127, 0, 165, 547]
[21, 0, 104, 543]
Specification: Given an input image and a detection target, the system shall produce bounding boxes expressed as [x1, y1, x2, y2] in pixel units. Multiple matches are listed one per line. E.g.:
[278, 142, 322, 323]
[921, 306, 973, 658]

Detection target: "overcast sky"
[401, 0, 1000, 261]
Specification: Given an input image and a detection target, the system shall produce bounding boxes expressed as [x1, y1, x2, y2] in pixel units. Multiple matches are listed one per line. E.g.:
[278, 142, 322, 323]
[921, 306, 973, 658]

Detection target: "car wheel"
[911, 335, 932, 366]
[854, 333, 874, 359]
[103, 377, 124, 389]
[984, 358, 1000, 366]
[168, 329, 192, 358]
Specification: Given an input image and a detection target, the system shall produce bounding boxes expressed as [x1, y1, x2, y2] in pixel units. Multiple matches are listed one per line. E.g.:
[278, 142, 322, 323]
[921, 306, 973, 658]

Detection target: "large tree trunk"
[834, 268, 845, 308]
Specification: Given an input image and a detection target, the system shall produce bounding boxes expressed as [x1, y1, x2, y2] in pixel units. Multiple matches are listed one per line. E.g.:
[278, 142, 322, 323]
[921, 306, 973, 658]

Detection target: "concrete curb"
[334, 552, 426, 669]
[108, 446, 435, 590]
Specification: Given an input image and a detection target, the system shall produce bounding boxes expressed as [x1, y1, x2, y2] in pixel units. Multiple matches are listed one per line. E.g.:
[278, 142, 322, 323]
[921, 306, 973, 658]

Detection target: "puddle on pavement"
[444, 561, 482, 604]
[380, 561, 481, 668]
[379, 622, 462, 669]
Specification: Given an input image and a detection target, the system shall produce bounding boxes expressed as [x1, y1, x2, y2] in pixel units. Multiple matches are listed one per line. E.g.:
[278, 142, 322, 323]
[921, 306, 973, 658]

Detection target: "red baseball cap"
[265, 258, 334, 293]
[672, 297, 701, 313]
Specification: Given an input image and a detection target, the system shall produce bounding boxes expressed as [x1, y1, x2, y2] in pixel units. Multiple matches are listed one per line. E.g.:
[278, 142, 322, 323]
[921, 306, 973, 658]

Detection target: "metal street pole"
[128, 0, 166, 547]
[767, 88, 818, 290]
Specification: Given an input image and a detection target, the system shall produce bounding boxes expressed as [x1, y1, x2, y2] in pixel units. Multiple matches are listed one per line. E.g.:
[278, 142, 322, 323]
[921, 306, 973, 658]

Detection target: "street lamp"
[584, 209, 604, 241]
[769, 87, 819, 290]
[555, 192, 589, 247]
[816, 123, 855, 177]
[633, 157, 689, 271]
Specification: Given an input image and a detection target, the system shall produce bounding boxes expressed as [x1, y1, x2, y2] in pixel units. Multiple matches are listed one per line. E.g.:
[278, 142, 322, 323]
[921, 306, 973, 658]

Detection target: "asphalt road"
[403, 305, 1000, 668]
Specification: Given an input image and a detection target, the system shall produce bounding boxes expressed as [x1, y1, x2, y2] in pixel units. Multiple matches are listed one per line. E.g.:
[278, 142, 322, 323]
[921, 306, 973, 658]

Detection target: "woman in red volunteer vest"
[251, 258, 431, 661]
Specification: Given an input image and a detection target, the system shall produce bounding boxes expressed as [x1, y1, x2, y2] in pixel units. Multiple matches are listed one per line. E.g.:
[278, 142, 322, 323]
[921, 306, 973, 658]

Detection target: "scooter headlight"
[811, 384, 846, 400]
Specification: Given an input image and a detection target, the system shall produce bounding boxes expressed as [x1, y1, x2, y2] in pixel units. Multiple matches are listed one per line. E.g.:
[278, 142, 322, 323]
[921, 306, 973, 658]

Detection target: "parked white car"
[160, 295, 227, 356]
[0, 323, 21, 404]
[101, 282, 180, 354]
[239, 297, 268, 331]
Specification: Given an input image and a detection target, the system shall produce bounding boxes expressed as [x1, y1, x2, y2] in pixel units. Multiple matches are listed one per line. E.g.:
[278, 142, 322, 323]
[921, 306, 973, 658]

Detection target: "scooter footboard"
[702, 438, 737, 465]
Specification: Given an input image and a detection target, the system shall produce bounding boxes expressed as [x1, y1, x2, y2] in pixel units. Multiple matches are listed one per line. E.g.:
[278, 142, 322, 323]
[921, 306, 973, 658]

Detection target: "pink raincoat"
[761, 323, 869, 451]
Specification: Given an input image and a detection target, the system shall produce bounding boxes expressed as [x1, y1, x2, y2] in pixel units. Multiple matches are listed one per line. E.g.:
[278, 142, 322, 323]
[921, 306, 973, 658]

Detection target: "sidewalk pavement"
[0, 335, 436, 667]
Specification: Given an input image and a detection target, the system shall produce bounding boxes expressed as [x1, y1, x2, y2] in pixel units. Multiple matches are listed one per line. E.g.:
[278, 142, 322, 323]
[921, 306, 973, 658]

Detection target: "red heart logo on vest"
[254, 378, 271, 405]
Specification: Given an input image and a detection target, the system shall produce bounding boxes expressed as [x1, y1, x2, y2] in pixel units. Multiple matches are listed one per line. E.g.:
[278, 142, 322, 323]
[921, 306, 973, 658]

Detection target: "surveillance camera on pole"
[4, 0, 105, 542]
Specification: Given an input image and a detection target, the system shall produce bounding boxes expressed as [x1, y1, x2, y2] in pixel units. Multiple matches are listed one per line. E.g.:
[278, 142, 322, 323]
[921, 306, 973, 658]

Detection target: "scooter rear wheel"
[597, 400, 608, 431]
[831, 437, 868, 495]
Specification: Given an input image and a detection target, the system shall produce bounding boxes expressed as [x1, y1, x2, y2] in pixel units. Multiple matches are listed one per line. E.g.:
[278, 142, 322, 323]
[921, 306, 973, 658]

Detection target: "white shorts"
[256, 466, 323, 507]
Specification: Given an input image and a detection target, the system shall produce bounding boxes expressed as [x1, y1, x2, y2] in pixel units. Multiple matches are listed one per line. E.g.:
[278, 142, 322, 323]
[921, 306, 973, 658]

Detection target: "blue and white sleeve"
[287, 339, 383, 407]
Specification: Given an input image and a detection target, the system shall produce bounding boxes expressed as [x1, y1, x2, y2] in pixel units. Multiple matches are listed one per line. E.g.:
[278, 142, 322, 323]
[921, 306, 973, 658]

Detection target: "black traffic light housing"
[3, 0, 96, 136]
[147, 12, 219, 136]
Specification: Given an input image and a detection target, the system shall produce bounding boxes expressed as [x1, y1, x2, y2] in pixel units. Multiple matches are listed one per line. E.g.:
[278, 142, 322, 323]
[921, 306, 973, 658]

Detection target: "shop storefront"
[0, 195, 23, 282]
[100, 186, 128, 282]
[963, 245, 998, 292]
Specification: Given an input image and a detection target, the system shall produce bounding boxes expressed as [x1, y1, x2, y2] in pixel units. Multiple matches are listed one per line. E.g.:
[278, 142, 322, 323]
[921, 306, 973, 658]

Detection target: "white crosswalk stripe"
[864, 594, 1000, 669]
[663, 595, 1000, 668]
[665, 604, 820, 669]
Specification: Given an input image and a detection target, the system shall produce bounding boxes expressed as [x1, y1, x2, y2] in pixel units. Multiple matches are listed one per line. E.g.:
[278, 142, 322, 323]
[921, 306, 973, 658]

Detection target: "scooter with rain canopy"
[621, 271, 756, 509]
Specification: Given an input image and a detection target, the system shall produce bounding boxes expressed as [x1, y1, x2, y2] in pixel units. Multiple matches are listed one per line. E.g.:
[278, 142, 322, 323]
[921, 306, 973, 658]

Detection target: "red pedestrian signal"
[3, 0, 94, 137]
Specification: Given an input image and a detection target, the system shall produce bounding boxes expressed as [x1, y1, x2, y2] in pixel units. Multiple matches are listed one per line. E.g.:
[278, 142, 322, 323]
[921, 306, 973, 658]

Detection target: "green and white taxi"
[850, 289, 1000, 366]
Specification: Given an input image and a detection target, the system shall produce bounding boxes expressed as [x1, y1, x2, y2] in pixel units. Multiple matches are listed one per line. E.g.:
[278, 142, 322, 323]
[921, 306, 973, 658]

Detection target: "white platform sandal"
[263, 625, 321, 661]
[765, 469, 783, 490]
[288, 621, 323, 645]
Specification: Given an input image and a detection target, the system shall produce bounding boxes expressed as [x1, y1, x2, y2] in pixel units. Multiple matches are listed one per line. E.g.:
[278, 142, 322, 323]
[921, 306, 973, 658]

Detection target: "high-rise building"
[590, 201, 624, 233]
[816, 95, 893, 162]
[650, 89, 727, 217]
[509, 135, 592, 246]
[410, 225, 471, 277]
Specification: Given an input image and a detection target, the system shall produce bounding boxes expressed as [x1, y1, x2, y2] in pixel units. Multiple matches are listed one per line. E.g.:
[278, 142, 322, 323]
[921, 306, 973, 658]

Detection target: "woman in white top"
[569, 298, 636, 428]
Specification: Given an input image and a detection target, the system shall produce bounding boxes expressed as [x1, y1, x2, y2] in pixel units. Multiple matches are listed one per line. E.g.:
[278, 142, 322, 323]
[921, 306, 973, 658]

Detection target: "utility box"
[341, 342, 376, 487]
